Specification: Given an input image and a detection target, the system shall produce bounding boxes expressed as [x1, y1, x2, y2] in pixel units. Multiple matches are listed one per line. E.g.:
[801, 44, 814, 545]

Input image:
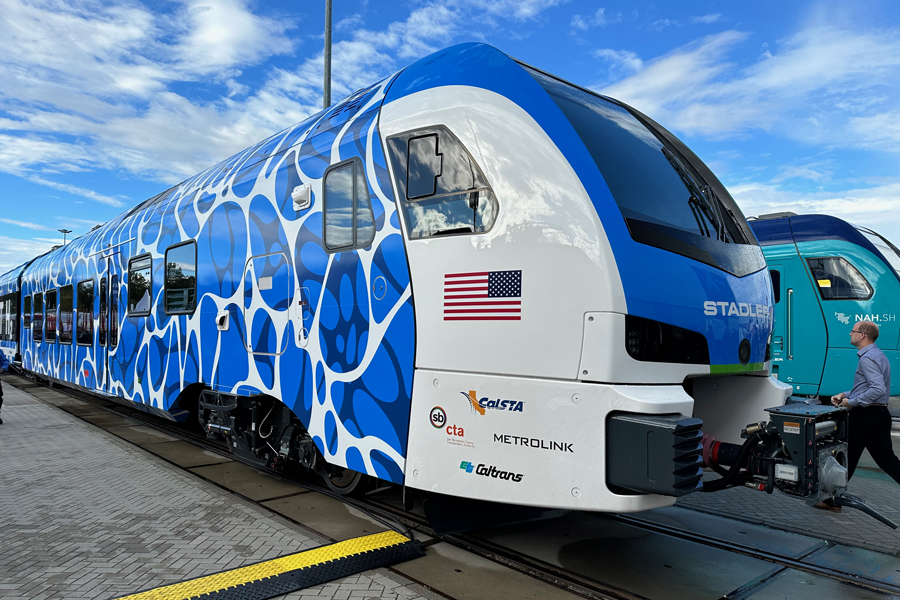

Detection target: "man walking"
[0, 351, 8, 425]
[815, 320, 900, 512]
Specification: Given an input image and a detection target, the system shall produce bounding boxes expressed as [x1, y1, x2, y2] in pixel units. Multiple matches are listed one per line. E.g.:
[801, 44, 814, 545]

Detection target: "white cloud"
[648, 19, 681, 32]
[469, 0, 564, 22]
[594, 48, 644, 77]
[0, 218, 51, 231]
[0, 236, 58, 274]
[600, 26, 900, 149]
[171, 0, 294, 74]
[691, 14, 723, 25]
[25, 176, 124, 207]
[733, 180, 900, 245]
[572, 8, 617, 31]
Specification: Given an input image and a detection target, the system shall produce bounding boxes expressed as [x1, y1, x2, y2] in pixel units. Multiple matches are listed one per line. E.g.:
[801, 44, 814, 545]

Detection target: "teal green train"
[751, 213, 900, 399]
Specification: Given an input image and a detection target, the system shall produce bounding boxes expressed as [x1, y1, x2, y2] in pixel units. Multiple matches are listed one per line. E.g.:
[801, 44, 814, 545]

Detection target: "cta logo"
[432, 406, 474, 448]
[460, 390, 524, 415]
[703, 301, 770, 318]
[459, 461, 523, 482]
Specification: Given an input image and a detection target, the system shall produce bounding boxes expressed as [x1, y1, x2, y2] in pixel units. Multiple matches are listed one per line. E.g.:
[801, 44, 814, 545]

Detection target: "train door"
[771, 255, 827, 395]
[98, 264, 109, 392]
[243, 252, 292, 355]
[769, 266, 785, 378]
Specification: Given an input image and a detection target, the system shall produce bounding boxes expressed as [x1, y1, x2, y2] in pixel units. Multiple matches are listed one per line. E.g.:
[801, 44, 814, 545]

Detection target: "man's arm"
[846, 356, 887, 407]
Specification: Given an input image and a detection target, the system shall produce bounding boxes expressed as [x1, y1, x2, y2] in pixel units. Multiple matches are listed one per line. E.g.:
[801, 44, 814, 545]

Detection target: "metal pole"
[58, 228, 72, 245]
[324, 0, 332, 109]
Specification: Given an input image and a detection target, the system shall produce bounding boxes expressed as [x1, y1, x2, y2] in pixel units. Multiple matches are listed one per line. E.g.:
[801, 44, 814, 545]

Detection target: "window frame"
[769, 270, 781, 304]
[44, 289, 58, 343]
[59, 284, 74, 345]
[127, 254, 154, 317]
[323, 157, 376, 253]
[163, 240, 198, 315]
[32, 292, 44, 343]
[23, 294, 31, 329]
[110, 274, 119, 347]
[806, 256, 873, 301]
[386, 125, 499, 241]
[76, 279, 95, 346]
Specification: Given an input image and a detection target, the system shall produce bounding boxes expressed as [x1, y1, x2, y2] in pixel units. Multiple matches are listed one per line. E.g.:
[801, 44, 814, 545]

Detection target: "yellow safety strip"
[115, 530, 411, 600]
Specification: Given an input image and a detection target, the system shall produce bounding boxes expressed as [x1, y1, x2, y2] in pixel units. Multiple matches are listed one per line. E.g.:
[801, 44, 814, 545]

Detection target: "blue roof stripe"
[750, 214, 897, 276]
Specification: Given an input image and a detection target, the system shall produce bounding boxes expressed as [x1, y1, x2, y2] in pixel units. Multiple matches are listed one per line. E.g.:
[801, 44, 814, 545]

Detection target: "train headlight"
[624, 315, 709, 365]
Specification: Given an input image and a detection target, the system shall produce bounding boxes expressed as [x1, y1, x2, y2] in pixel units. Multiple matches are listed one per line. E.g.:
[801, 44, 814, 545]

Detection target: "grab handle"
[787, 288, 793, 360]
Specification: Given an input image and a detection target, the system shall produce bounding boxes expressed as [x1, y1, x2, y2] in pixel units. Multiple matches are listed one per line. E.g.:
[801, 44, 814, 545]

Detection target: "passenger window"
[23, 295, 31, 328]
[386, 126, 498, 239]
[769, 270, 780, 303]
[165, 241, 197, 314]
[807, 257, 872, 300]
[59, 285, 73, 344]
[110, 275, 119, 346]
[128, 255, 153, 315]
[0, 293, 14, 342]
[45, 290, 57, 342]
[324, 159, 376, 251]
[77, 280, 94, 345]
[33, 293, 43, 342]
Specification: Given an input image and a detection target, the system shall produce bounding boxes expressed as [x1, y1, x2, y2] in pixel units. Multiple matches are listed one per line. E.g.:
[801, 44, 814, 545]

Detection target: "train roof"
[749, 213, 900, 277]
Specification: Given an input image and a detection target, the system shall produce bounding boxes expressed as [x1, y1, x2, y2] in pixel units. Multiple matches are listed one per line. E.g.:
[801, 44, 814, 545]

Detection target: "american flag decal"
[443, 270, 522, 321]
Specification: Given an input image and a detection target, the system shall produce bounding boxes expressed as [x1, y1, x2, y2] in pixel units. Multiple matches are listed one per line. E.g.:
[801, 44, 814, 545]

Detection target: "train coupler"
[702, 404, 897, 528]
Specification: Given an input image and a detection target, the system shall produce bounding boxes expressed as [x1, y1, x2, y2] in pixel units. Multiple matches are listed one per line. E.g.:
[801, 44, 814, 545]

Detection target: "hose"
[700, 431, 762, 492]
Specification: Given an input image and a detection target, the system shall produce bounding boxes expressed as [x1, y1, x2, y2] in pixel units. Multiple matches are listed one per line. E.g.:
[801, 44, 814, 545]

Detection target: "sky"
[1, 0, 900, 273]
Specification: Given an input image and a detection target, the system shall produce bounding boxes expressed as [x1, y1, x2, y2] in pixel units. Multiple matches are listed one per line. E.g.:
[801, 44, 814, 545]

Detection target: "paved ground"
[0, 380, 434, 600]
[678, 397, 900, 556]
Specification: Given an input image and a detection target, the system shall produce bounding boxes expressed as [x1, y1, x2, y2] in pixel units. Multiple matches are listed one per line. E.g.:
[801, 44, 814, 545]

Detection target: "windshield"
[856, 226, 900, 276]
[525, 65, 764, 276]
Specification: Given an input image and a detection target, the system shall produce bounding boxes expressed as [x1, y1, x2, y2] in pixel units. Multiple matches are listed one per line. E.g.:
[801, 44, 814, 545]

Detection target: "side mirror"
[292, 184, 312, 212]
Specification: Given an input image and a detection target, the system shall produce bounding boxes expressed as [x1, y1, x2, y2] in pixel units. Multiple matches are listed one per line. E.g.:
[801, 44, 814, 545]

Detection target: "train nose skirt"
[113, 531, 424, 600]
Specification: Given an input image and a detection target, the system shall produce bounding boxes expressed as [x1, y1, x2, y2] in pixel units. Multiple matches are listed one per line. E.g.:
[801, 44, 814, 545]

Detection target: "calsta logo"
[459, 461, 523, 482]
[460, 390, 524, 415]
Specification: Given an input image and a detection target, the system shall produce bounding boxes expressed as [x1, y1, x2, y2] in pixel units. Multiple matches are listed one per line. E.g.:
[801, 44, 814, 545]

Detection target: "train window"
[109, 275, 119, 348]
[164, 241, 197, 314]
[323, 159, 376, 251]
[525, 67, 748, 242]
[807, 257, 873, 301]
[386, 126, 498, 239]
[769, 270, 781, 303]
[77, 280, 94, 345]
[128, 255, 153, 315]
[99, 277, 107, 346]
[45, 289, 57, 342]
[0, 293, 13, 342]
[33, 292, 43, 342]
[59, 285, 73, 344]
[110, 275, 119, 346]
[23, 295, 31, 328]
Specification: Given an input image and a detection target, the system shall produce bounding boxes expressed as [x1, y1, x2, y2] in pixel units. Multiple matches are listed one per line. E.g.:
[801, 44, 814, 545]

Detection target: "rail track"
[10, 371, 899, 600]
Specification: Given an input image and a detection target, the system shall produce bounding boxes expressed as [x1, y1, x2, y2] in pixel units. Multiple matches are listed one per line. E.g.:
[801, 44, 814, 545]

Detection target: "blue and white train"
[1, 43, 845, 513]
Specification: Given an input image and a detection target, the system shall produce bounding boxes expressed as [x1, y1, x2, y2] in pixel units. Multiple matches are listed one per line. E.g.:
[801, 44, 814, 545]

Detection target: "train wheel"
[323, 467, 368, 496]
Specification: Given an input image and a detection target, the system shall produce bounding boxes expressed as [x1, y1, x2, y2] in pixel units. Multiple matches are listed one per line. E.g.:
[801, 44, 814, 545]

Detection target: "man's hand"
[831, 393, 849, 407]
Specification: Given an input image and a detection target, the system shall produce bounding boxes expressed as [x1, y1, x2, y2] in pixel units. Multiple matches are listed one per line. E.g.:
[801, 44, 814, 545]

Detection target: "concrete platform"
[0, 375, 584, 600]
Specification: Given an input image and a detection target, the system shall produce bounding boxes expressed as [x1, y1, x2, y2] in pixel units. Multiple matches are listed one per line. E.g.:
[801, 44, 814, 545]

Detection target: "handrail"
[787, 288, 793, 360]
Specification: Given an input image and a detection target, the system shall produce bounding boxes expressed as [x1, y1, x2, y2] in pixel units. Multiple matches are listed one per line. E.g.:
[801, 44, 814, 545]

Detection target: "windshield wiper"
[662, 147, 729, 242]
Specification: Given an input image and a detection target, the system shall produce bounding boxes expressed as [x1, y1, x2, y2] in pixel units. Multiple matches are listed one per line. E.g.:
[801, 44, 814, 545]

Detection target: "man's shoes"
[813, 501, 841, 513]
